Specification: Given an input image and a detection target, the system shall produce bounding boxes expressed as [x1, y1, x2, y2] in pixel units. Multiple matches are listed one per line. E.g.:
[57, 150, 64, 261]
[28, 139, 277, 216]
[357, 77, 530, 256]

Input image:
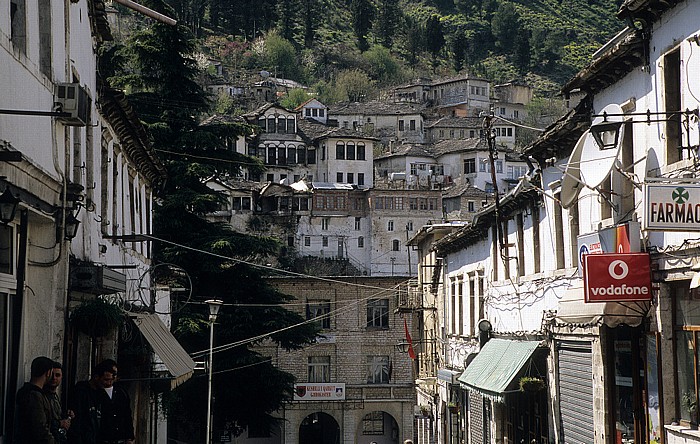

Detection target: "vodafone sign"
[583, 253, 652, 303]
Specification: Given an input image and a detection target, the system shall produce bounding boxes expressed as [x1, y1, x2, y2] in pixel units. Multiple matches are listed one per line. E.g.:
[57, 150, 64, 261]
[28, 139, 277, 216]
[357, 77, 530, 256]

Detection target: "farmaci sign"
[644, 183, 700, 230]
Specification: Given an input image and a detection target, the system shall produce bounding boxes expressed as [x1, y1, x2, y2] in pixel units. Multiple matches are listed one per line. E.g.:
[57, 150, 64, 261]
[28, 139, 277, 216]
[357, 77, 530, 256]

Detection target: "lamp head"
[205, 299, 224, 321]
[0, 187, 20, 225]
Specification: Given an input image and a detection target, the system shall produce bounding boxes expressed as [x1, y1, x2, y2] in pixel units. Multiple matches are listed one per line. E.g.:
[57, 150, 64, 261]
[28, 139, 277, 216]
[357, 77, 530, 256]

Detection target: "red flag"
[404, 318, 416, 359]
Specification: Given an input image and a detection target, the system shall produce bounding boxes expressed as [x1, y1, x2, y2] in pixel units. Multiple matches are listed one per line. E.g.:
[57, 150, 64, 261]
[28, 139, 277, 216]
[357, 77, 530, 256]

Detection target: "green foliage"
[335, 69, 376, 102]
[351, 0, 375, 51]
[263, 31, 303, 81]
[375, 0, 401, 47]
[279, 88, 311, 109]
[424, 15, 445, 69]
[70, 298, 124, 338]
[362, 45, 404, 85]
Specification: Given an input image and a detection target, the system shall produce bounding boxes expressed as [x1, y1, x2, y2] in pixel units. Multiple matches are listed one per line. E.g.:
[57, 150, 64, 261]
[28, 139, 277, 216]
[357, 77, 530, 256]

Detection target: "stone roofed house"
[441, 183, 493, 222]
[296, 98, 329, 124]
[390, 75, 492, 117]
[492, 81, 533, 121]
[328, 100, 427, 146]
[425, 115, 485, 143]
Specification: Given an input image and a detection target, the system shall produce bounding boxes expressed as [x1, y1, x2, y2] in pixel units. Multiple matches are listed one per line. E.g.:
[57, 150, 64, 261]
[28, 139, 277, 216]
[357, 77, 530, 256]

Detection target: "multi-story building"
[244, 276, 418, 444]
[408, 2, 700, 444]
[1, 2, 191, 443]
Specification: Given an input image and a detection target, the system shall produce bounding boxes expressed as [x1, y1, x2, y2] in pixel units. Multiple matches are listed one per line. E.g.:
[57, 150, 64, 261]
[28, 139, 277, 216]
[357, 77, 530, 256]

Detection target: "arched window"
[358, 236, 365, 248]
[336, 142, 345, 160]
[267, 145, 277, 165]
[297, 145, 306, 164]
[357, 143, 366, 160]
[258, 117, 266, 132]
[392, 239, 400, 251]
[346, 142, 356, 160]
[287, 116, 296, 133]
[267, 115, 276, 133]
[277, 146, 287, 165]
[287, 145, 296, 165]
[278, 116, 287, 134]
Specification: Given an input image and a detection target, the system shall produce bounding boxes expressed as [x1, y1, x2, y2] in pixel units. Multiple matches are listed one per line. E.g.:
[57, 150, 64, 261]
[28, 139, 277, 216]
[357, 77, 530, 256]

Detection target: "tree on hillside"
[376, 0, 401, 48]
[452, 32, 469, 72]
[336, 69, 375, 102]
[424, 15, 445, 70]
[277, 0, 297, 41]
[300, 0, 318, 48]
[491, 2, 520, 55]
[362, 45, 402, 85]
[403, 16, 424, 65]
[351, 0, 375, 51]
[105, 0, 320, 440]
[264, 31, 303, 81]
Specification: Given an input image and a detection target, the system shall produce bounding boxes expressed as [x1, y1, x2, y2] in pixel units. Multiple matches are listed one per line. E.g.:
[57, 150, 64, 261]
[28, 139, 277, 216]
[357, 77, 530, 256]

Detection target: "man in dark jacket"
[68, 359, 135, 444]
[14, 356, 56, 444]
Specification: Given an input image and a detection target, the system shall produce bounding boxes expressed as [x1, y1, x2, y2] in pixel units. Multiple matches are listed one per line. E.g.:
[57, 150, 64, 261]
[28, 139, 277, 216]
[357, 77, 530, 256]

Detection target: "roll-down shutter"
[557, 340, 594, 444]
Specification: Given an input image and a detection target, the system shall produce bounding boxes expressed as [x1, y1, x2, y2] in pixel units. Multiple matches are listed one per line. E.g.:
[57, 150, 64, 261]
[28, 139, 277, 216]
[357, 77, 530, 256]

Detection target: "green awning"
[457, 338, 541, 403]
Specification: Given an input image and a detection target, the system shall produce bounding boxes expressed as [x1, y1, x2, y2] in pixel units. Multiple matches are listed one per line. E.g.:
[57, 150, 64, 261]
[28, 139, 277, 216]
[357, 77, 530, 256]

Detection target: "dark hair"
[92, 359, 118, 377]
[30, 356, 55, 378]
[52, 361, 63, 371]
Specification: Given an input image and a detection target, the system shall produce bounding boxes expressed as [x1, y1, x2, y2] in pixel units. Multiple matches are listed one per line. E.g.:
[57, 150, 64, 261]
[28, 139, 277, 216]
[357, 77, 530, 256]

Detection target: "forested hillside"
[143, 0, 625, 97]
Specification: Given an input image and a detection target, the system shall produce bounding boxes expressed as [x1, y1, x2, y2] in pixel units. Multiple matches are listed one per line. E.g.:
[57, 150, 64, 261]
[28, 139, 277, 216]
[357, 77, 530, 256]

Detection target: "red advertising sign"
[584, 253, 652, 303]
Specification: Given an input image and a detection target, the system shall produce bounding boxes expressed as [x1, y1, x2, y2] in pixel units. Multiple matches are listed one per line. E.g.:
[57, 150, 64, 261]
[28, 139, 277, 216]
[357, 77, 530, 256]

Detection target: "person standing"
[44, 361, 74, 442]
[68, 359, 135, 444]
[14, 356, 56, 444]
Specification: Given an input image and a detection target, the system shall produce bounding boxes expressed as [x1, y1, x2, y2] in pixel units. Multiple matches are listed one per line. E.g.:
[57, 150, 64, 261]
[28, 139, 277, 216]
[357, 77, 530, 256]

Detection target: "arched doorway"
[299, 412, 340, 444]
[356, 410, 400, 444]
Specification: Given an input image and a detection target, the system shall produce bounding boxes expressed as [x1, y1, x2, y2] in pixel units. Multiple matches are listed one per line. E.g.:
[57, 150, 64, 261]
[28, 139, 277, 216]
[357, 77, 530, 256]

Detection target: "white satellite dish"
[578, 103, 624, 189]
[560, 131, 588, 208]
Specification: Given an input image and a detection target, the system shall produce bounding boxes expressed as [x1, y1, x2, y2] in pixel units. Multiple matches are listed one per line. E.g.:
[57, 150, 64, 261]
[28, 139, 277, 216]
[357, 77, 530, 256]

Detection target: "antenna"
[560, 131, 588, 208]
[579, 103, 624, 189]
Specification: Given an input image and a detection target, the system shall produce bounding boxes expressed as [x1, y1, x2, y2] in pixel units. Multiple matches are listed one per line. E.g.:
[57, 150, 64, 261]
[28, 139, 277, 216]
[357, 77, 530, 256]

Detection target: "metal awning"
[457, 338, 541, 403]
[132, 313, 195, 389]
[555, 285, 649, 328]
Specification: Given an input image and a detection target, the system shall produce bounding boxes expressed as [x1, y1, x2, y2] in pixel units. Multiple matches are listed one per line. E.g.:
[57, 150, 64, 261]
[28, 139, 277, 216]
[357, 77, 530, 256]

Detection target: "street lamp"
[0, 187, 20, 225]
[205, 299, 223, 444]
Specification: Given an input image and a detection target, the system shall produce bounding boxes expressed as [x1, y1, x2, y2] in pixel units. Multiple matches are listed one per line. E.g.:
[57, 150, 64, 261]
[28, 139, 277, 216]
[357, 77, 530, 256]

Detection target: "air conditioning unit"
[54, 83, 90, 126]
[70, 265, 126, 295]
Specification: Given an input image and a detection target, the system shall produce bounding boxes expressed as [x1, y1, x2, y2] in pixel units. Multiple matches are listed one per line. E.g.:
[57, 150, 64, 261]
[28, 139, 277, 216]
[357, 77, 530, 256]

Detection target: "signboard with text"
[644, 183, 700, 231]
[583, 253, 652, 303]
[294, 383, 346, 401]
[577, 221, 640, 276]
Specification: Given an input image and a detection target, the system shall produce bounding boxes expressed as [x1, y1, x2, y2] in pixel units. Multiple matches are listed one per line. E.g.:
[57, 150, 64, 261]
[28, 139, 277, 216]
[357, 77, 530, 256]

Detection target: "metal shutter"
[557, 340, 594, 444]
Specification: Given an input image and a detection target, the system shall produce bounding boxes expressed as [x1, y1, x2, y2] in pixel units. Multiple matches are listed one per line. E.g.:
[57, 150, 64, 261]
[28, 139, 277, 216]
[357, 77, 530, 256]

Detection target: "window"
[664, 49, 682, 165]
[287, 146, 297, 165]
[410, 120, 416, 131]
[469, 130, 475, 138]
[307, 147, 316, 164]
[366, 299, 389, 328]
[674, 285, 700, 424]
[347, 173, 354, 184]
[346, 142, 355, 160]
[278, 116, 287, 134]
[267, 116, 276, 133]
[357, 143, 366, 160]
[464, 158, 476, 174]
[322, 236, 328, 247]
[468, 201, 475, 212]
[514, 110, 519, 118]
[387, 220, 394, 231]
[305, 108, 312, 117]
[392, 239, 400, 251]
[277, 147, 287, 165]
[38, 0, 51, 76]
[308, 356, 331, 382]
[304, 236, 311, 246]
[496, 160, 503, 173]
[355, 217, 361, 230]
[507, 128, 513, 137]
[406, 221, 413, 231]
[0, 291, 14, 437]
[311, 108, 318, 117]
[362, 411, 385, 434]
[553, 192, 565, 269]
[0, 226, 14, 275]
[336, 142, 345, 160]
[266, 173, 274, 182]
[319, 109, 325, 117]
[308, 300, 331, 329]
[366, 356, 390, 384]
[399, 120, 405, 131]
[516, 214, 525, 277]
[358, 236, 364, 248]
[322, 218, 330, 230]
[500, 107, 506, 115]
[10, 0, 26, 54]
[358, 173, 365, 186]
[337, 172, 343, 183]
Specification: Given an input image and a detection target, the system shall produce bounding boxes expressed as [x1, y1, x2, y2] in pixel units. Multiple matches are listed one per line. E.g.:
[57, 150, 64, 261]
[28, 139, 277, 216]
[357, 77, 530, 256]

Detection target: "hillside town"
[1, 1, 700, 444]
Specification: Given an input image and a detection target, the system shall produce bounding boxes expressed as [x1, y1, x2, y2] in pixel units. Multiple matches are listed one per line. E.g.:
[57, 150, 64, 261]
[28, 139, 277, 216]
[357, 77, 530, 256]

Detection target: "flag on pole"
[404, 318, 416, 359]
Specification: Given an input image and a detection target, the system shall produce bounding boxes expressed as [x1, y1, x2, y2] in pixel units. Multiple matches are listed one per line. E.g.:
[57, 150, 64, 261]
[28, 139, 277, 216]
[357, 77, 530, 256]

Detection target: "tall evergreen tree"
[424, 14, 445, 70]
[452, 32, 469, 72]
[105, 1, 320, 440]
[351, 0, 375, 52]
[376, 0, 400, 48]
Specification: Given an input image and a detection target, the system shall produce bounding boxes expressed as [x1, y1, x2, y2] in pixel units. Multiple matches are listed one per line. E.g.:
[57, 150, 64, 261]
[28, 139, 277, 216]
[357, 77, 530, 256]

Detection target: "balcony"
[396, 279, 422, 312]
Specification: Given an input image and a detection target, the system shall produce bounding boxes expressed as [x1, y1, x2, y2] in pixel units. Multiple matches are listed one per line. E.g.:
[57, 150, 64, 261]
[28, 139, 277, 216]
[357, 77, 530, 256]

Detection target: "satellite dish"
[260, 70, 271, 78]
[560, 131, 588, 208]
[579, 103, 624, 189]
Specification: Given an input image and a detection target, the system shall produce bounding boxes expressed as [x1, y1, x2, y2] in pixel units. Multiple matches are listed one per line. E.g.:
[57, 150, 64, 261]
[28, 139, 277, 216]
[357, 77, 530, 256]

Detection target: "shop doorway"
[299, 412, 340, 444]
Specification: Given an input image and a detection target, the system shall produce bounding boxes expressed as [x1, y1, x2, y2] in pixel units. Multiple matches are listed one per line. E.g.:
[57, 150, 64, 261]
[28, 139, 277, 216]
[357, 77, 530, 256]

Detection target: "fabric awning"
[132, 313, 195, 389]
[457, 338, 541, 403]
[555, 285, 648, 328]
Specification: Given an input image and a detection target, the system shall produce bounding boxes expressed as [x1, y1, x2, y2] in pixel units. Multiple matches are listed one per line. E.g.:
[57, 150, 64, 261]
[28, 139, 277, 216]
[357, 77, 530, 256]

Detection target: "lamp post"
[205, 299, 223, 444]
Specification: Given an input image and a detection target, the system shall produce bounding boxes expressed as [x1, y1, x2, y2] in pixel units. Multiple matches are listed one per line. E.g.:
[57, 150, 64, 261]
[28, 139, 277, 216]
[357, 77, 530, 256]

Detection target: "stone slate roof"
[374, 144, 434, 160]
[329, 101, 426, 116]
[425, 116, 483, 129]
[617, 0, 684, 26]
[431, 138, 489, 156]
[89, 1, 113, 43]
[442, 183, 489, 199]
[297, 118, 378, 142]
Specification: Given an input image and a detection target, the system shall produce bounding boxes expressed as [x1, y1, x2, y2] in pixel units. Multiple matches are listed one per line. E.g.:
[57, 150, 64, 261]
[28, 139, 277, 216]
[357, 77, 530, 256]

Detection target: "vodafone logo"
[584, 253, 652, 303]
[608, 260, 629, 280]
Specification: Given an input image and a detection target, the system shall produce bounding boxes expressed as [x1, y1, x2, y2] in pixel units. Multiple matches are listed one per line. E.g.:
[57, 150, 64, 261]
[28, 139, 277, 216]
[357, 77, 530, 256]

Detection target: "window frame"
[366, 298, 389, 328]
